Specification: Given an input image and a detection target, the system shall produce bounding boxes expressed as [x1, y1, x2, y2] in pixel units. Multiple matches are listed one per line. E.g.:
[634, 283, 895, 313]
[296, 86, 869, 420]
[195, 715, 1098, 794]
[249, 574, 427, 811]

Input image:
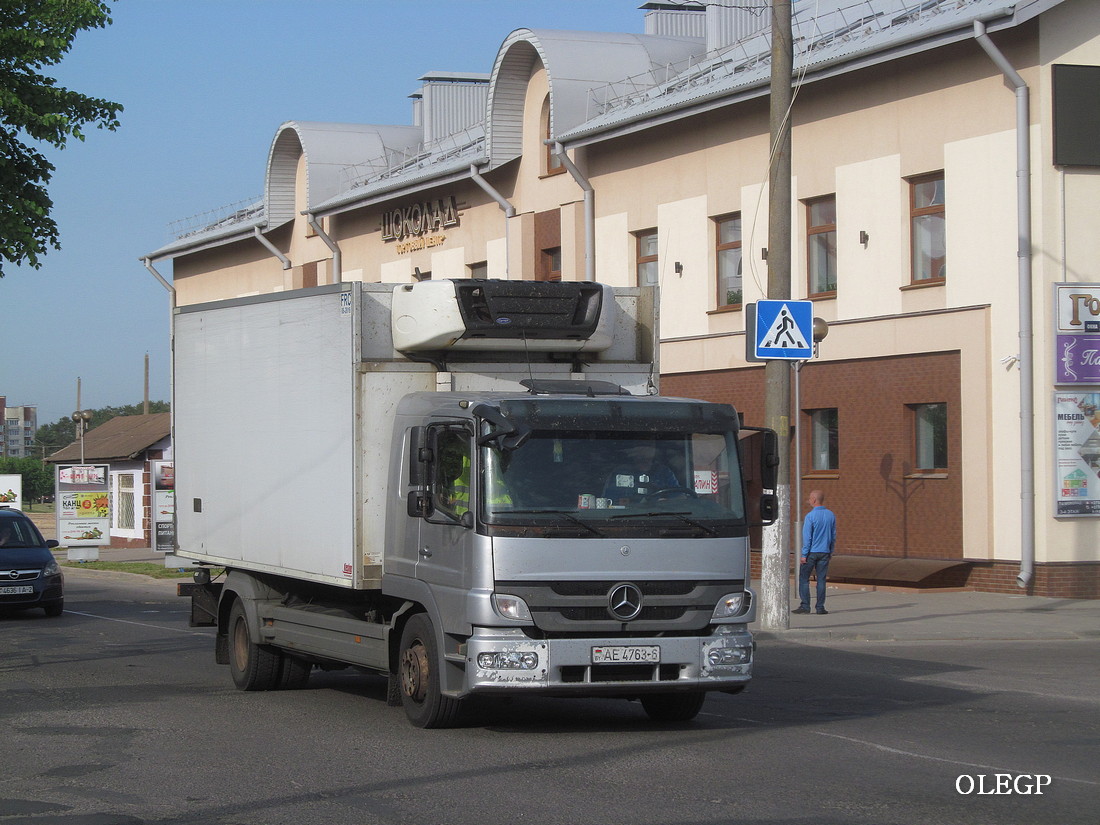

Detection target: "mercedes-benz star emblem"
[607, 582, 643, 621]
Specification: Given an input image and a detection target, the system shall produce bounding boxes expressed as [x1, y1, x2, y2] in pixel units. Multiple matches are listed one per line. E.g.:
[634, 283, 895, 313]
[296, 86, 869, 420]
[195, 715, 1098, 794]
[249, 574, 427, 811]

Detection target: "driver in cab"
[603, 441, 679, 506]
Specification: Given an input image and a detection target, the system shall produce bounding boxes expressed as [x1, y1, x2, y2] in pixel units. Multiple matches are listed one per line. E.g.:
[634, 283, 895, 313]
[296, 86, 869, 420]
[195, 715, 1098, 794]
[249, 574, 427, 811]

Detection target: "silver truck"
[176, 280, 778, 727]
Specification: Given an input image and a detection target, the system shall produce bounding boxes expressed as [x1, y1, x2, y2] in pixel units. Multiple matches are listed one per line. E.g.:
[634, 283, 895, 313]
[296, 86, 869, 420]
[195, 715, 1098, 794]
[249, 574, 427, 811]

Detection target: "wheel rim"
[400, 638, 429, 704]
[231, 615, 249, 672]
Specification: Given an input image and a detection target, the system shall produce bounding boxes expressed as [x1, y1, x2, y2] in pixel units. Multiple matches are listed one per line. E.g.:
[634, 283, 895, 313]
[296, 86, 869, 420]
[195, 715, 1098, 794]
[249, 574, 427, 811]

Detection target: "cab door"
[414, 423, 474, 622]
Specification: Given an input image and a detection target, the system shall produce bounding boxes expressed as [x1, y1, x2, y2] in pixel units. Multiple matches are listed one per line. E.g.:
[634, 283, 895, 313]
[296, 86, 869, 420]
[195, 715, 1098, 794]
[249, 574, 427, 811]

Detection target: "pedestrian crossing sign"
[753, 300, 814, 360]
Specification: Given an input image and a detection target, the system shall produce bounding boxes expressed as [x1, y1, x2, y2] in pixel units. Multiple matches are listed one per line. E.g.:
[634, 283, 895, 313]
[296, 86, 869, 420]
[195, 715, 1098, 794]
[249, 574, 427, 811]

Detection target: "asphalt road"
[2, 570, 1096, 825]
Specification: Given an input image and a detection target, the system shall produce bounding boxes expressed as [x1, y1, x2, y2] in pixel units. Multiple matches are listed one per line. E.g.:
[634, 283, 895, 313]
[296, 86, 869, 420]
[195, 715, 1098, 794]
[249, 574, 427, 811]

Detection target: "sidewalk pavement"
[69, 547, 1100, 644]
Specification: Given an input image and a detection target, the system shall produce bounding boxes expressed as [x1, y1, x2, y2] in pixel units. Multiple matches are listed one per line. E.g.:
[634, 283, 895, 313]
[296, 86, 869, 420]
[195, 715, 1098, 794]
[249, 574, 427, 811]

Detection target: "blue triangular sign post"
[753, 300, 814, 360]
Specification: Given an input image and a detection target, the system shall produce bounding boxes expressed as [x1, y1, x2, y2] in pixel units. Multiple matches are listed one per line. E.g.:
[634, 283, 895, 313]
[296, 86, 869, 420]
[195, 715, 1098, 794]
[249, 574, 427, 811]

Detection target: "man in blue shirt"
[793, 490, 837, 615]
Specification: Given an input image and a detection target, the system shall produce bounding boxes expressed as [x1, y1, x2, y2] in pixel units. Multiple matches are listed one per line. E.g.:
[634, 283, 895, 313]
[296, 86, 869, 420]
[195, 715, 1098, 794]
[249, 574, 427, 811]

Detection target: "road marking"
[64, 609, 210, 636]
[813, 731, 1098, 787]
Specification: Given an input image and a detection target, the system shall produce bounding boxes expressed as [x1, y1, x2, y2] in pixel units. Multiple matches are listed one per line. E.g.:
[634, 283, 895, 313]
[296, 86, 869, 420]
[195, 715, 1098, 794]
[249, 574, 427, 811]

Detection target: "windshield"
[0, 516, 44, 549]
[481, 424, 746, 535]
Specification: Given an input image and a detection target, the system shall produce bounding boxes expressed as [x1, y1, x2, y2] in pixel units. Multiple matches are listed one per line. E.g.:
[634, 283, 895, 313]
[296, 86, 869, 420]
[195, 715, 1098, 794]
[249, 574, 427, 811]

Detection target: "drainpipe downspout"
[307, 213, 342, 284]
[549, 141, 595, 282]
[253, 227, 291, 270]
[974, 20, 1035, 589]
[142, 257, 175, 299]
[470, 164, 516, 278]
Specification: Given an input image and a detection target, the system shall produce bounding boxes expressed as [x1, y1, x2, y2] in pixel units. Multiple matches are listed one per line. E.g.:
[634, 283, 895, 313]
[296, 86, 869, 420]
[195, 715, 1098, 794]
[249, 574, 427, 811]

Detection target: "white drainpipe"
[549, 141, 595, 282]
[307, 213, 341, 284]
[470, 164, 515, 278]
[253, 227, 291, 270]
[974, 20, 1035, 589]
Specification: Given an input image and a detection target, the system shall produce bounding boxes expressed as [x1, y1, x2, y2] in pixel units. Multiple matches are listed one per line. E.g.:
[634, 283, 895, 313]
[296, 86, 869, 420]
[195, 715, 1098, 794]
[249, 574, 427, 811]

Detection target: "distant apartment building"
[0, 397, 38, 458]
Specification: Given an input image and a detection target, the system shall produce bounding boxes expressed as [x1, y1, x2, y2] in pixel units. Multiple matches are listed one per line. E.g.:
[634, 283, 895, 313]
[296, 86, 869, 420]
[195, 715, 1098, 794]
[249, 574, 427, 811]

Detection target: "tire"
[276, 653, 312, 690]
[398, 613, 461, 728]
[640, 691, 707, 722]
[43, 600, 64, 618]
[228, 599, 280, 691]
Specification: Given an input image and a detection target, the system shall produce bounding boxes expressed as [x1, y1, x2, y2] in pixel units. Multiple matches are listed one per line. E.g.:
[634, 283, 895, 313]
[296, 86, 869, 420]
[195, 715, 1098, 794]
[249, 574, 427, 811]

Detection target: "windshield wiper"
[609, 511, 718, 537]
[502, 509, 603, 537]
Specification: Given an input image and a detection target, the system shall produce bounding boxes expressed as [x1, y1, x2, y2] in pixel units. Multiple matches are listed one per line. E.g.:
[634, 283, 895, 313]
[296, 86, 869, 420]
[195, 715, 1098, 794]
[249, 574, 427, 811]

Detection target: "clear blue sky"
[1, 0, 647, 427]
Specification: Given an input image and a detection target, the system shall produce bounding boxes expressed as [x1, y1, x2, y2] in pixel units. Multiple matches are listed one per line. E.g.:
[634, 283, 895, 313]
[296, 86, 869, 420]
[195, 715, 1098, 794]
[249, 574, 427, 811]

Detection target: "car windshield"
[482, 427, 746, 530]
[0, 517, 44, 549]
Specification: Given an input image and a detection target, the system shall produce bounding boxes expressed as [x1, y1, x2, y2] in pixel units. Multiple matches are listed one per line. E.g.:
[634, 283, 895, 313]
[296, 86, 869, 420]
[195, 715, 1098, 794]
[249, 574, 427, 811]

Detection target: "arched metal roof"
[485, 28, 706, 168]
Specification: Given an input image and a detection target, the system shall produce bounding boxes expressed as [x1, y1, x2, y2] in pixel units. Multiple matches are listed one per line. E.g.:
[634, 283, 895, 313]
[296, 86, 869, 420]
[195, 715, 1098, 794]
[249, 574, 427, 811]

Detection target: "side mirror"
[409, 426, 430, 487]
[760, 429, 779, 491]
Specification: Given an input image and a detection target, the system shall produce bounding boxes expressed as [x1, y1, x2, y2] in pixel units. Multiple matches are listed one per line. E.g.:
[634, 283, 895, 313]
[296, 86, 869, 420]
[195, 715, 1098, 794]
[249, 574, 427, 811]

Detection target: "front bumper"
[463, 625, 753, 695]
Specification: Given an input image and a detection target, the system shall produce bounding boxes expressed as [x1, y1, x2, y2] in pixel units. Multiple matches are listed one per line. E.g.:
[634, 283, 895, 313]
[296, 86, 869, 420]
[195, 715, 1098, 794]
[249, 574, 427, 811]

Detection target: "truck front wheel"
[398, 614, 461, 728]
[228, 599, 281, 691]
[639, 691, 706, 722]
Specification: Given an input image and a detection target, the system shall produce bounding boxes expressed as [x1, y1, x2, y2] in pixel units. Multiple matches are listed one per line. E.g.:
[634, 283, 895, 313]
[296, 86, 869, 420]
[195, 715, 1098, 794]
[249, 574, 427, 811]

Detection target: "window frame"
[806, 407, 839, 473]
[714, 212, 743, 310]
[539, 247, 562, 282]
[908, 172, 946, 284]
[635, 229, 658, 287]
[541, 95, 564, 178]
[806, 194, 837, 298]
[911, 402, 948, 472]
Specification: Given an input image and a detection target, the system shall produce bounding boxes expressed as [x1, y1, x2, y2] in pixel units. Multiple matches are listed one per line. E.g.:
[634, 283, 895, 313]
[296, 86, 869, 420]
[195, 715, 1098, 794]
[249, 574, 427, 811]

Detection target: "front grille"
[1, 570, 40, 582]
[560, 664, 684, 683]
[497, 579, 744, 635]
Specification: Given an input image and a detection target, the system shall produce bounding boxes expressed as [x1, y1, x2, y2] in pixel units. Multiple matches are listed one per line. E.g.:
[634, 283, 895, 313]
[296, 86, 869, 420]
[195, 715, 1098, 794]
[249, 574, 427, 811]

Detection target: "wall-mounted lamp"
[859, 230, 870, 247]
[674, 261, 683, 276]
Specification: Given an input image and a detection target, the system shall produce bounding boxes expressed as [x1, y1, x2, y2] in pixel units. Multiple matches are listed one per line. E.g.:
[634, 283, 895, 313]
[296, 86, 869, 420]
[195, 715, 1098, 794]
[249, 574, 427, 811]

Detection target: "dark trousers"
[798, 553, 832, 610]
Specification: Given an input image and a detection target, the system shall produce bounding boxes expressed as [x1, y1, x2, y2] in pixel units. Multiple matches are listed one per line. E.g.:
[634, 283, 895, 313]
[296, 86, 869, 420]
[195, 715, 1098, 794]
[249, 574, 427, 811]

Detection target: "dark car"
[0, 507, 64, 617]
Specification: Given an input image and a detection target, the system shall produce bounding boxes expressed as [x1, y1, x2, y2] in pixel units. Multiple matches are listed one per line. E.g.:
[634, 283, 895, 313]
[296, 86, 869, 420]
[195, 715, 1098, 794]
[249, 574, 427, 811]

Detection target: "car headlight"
[42, 560, 62, 577]
[492, 593, 532, 621]
[707, 645, 751, 666]
[712, 592, 745, 619]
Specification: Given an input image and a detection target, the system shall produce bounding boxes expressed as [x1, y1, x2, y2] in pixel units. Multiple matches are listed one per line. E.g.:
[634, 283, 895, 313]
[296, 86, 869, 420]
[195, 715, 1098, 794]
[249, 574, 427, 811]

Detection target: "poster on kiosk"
[0, 474, 22, 509]
[56, 464, 110, 558]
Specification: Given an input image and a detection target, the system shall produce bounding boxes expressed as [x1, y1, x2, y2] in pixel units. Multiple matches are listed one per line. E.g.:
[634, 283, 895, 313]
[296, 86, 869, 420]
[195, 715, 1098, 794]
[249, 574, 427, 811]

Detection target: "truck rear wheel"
[228, 599, 280, 691]
[398, 614, 461, 728]
[277, 653, 312, 690]
[640, 691, 706, 722]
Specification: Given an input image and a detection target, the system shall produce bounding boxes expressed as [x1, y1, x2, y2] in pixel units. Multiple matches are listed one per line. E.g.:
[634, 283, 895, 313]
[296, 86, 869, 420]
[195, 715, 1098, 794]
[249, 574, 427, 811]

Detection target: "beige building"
[145, 0, 1100, 597]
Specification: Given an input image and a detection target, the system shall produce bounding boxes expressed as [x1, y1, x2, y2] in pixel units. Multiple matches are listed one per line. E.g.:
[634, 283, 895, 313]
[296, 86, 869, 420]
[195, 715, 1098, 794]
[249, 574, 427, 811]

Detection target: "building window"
[115, 473, 136, 530]
[542, 95, 563, 176]
[539, 247, 561, 282]
[636, 229, 658, 286]
[807, 195, 837, 296]
[913, 403, 947, 470]
[468, 261, 487, 279]
[910, 173, 946, 283]
[715, 213, 743, 308]
[808, 408, 839, 471]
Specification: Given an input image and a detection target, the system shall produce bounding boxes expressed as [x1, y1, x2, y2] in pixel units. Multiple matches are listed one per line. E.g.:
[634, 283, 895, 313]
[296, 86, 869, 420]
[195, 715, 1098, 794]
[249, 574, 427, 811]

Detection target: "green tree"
[0, 455, 53, 500]
[0, 0, 122, 277]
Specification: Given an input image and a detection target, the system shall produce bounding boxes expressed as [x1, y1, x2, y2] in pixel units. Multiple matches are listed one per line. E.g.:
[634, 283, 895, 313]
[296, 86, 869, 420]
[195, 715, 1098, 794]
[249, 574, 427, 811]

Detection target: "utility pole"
[760, 0, 794, 630]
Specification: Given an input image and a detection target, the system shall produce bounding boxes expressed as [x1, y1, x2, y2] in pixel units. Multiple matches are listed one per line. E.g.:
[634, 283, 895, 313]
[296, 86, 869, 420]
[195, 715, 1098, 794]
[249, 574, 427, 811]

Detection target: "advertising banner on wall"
[1054, 284, 1100, 385]
[55, 464, 111, 545]
[1054, 392, 1100, 517]
[0, 474, 22, 509]
[153, 461, 175, 553]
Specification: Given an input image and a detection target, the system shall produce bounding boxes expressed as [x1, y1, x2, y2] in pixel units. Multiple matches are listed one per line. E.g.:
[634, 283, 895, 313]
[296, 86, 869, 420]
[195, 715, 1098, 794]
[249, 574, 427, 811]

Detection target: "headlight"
[712, 592, 745, 619]
[492, 593, 532, 621]
[42, 560, 62, 577]
[476, 651, 540, 670]
[707, 646, 751, 666]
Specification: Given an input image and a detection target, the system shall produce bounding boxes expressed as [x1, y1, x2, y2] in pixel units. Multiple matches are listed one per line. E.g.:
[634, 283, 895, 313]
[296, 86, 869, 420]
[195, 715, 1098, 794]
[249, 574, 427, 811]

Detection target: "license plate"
[0, 585, 34, 596]
[591, 645, 660, 664]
